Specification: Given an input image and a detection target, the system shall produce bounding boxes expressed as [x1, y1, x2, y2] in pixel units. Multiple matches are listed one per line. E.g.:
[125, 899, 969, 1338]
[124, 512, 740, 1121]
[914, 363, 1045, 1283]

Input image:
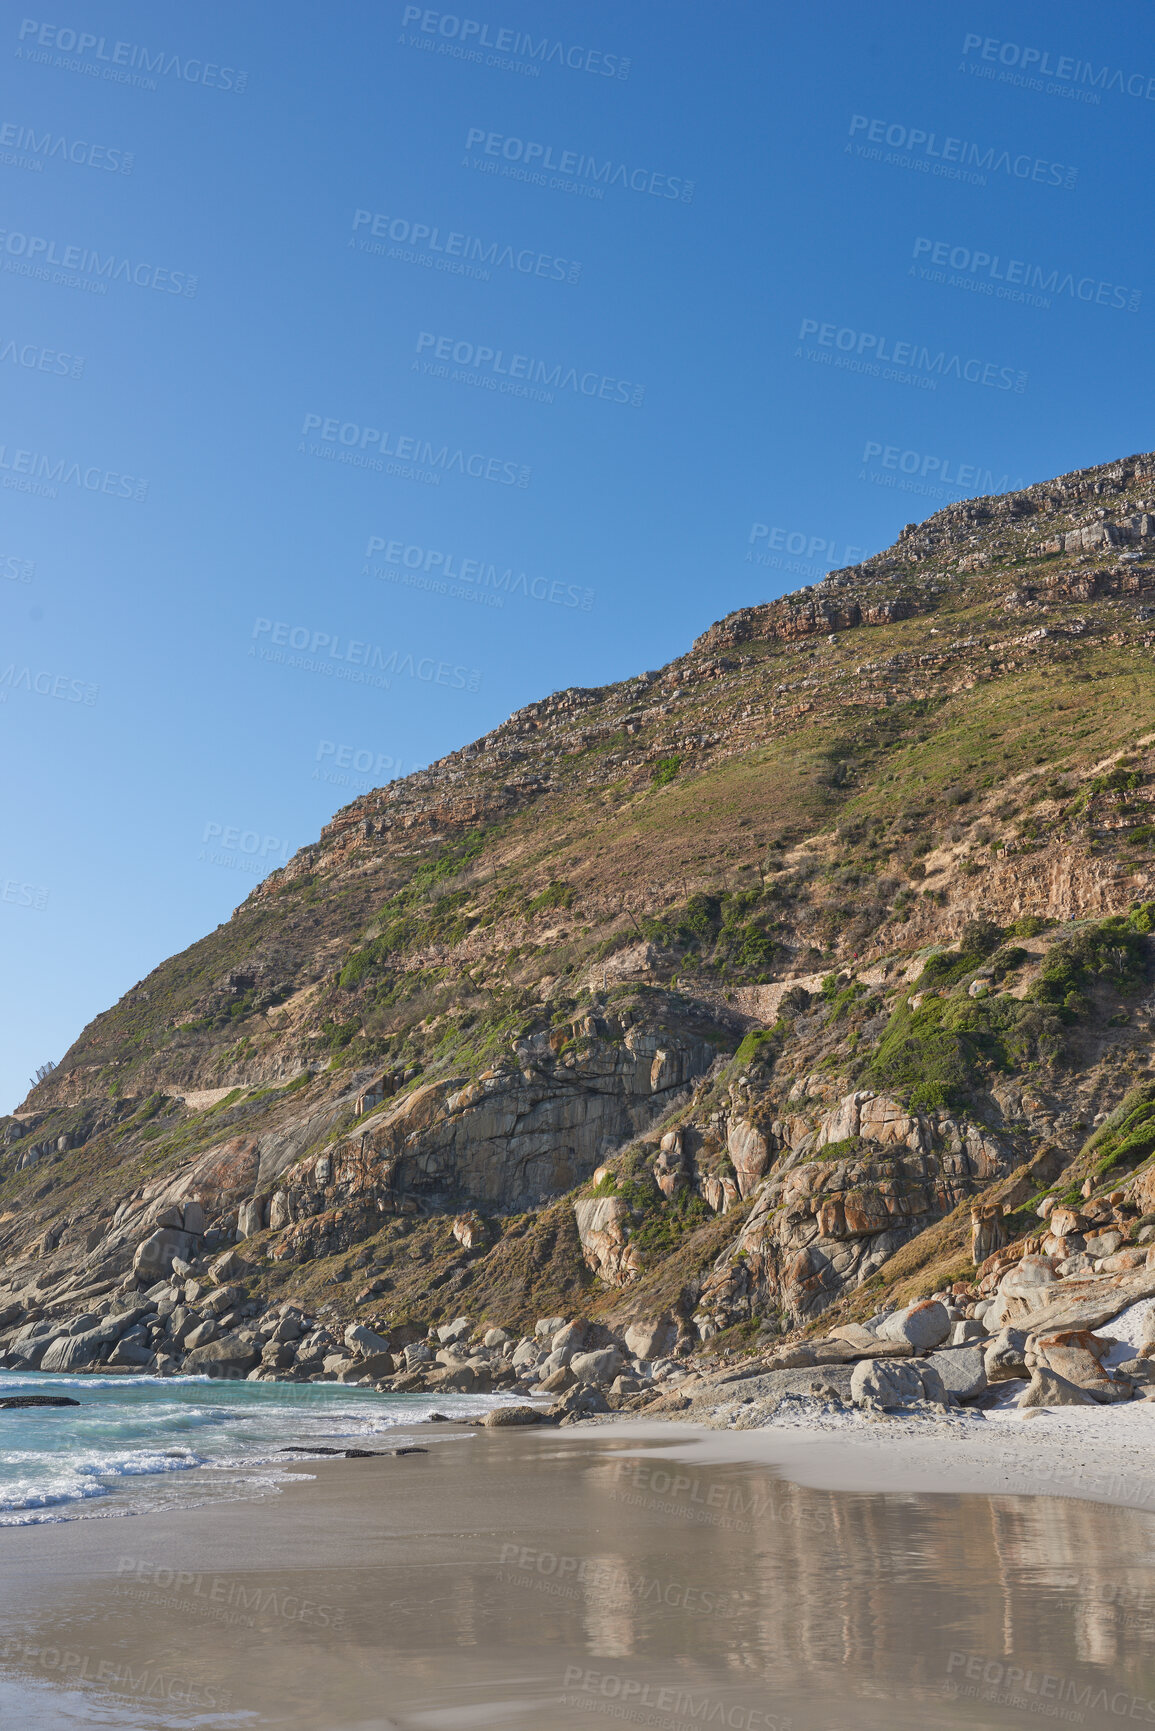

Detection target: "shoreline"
[3, 1418, 1155, 1729]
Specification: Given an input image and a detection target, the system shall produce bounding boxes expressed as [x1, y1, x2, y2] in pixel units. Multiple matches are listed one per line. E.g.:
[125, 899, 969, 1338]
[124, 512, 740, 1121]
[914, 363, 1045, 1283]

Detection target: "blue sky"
[2, 0, 1152, 1110]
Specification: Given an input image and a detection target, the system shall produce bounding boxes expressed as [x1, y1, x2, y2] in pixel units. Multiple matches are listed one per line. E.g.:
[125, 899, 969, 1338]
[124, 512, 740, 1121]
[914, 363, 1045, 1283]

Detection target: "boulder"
[40, 1332, 106, 1374]
[208, 1248, 253, 1285]
[182, 1318, 218, 1353]
[876, 1301, 951, 1351]
[537, 1366, 576, 1395]
[569, 1347, 624, 1386]
[1032, 1329, 1129, 1403]
[104, 1337, 154, 1368]
[987, 1255, 1059, 1328]
[344, 1322, 392, 1359]
[483, 1406, 549, 1426]
[436, 1317, 472, 1345]
[183, 1335, 260, 1378]
[483, 1327, 512, 1348]
[550, 1321, 589, 1358]
[237, 1198, 265, 1239]
[181, 1200, 206, 1237]
[850, 1358, 950, 1411]
[1085, 1230, 1125, 1259]
[355, 1351, 395, 1380]
[403, 1342, 433, 1368]
[534, 1316, 566, 1338]
[984, 1327, 1030, 1382]
[1018, 1368, 1097, 1408]
[927, 1345, 987, 1402]
[623, 1317, 678, 1361]
[427, 1363, 477, 1392]
[132, 1228, 198, 1284]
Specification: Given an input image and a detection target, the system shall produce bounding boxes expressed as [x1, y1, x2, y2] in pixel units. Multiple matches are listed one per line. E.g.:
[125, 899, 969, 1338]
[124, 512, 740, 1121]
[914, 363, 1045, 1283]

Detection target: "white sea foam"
[0, 1370, 493, 1524]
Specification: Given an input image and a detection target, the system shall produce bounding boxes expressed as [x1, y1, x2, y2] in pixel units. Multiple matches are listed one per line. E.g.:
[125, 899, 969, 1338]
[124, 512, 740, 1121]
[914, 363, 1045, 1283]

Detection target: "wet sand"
[3, 1417, 1155, 1729]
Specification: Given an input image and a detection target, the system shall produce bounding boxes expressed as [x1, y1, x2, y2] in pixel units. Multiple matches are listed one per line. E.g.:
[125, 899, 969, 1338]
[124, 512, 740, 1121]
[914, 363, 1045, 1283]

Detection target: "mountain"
[6, 447, 1155, 1383]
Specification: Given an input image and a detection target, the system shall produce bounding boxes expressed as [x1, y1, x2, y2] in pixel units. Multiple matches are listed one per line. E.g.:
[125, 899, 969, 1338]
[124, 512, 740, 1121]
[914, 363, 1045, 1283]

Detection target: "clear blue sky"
[2, 0, 1152, 1110]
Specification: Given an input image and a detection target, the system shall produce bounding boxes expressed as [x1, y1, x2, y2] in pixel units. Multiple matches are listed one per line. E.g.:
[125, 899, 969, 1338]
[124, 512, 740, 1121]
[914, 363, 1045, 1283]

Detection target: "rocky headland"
[8, 450, 1155, 1433]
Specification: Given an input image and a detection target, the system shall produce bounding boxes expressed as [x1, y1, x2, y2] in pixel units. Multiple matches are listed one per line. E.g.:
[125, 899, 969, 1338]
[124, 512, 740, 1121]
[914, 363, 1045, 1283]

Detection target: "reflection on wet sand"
[0, 1431, 1154, 1729]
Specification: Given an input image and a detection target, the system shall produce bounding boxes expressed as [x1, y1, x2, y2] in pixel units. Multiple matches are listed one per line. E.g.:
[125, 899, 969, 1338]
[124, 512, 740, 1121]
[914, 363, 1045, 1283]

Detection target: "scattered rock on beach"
[1018, 1368, 1097, 1408]
[482, 1405, 550, 1427]
[850, 1358, 949, 1411]
[876, 1301, 951, 1352]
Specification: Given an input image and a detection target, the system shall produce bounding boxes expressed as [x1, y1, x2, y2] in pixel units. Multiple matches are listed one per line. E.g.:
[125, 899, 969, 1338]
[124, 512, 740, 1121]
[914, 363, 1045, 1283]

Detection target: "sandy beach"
[4, 1412, 1155, 1729]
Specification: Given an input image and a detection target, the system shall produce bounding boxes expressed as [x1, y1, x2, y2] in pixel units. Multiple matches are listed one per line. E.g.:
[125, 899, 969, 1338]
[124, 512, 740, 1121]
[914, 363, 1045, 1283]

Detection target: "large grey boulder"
[1018, 1368, 1097, 1408]
[39, 1309, 140, 1374]
[132, 1228, 198, 1284]
[436, 1316, 471, 1345]
[928, 1345, 987, 1402]
[40, 1332, 106, 1373]
[345, 1322, 392, 1358]
[183, 1334, 260, 1378]
[876, 1301, 951, 1351]
[483, 1405, 550, 1426]
[237, 1198, 265, 1239]
[550, 1321, 589, 1358]
[850, 1358, 950, 1411]
[570, 1347, 624, 1386]
[984, 1327, 1030, 1382]
[535, 1316, 566, 1338]
[107, 1338, 155, 1368]
[623, 1317, 678, 1361]
[182, 1318, 218, 1353]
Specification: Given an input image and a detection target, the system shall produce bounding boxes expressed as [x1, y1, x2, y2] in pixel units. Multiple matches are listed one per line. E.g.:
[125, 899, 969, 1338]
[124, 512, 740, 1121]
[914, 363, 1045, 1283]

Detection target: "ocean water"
[0, 1369, 491, 1524]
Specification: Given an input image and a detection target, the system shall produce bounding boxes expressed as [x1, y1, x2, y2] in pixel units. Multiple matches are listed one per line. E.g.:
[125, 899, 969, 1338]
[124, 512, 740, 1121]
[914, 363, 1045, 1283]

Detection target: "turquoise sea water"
[0, 1370, 489, 1524]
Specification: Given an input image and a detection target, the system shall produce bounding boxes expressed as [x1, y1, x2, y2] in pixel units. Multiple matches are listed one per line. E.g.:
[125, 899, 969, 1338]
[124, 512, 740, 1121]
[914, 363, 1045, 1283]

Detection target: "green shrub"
[525, 880, 574, 914]
[651, 757, 682, 786]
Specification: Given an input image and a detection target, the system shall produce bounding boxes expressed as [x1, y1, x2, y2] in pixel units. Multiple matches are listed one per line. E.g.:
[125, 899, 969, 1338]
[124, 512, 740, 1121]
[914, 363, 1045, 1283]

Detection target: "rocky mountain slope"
[8, 448, 1155, 1405]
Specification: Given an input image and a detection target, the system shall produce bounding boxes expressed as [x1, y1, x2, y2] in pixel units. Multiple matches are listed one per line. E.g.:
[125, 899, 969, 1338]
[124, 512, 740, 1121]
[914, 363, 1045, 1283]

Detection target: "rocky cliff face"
[7, 449, 1155, 1374]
